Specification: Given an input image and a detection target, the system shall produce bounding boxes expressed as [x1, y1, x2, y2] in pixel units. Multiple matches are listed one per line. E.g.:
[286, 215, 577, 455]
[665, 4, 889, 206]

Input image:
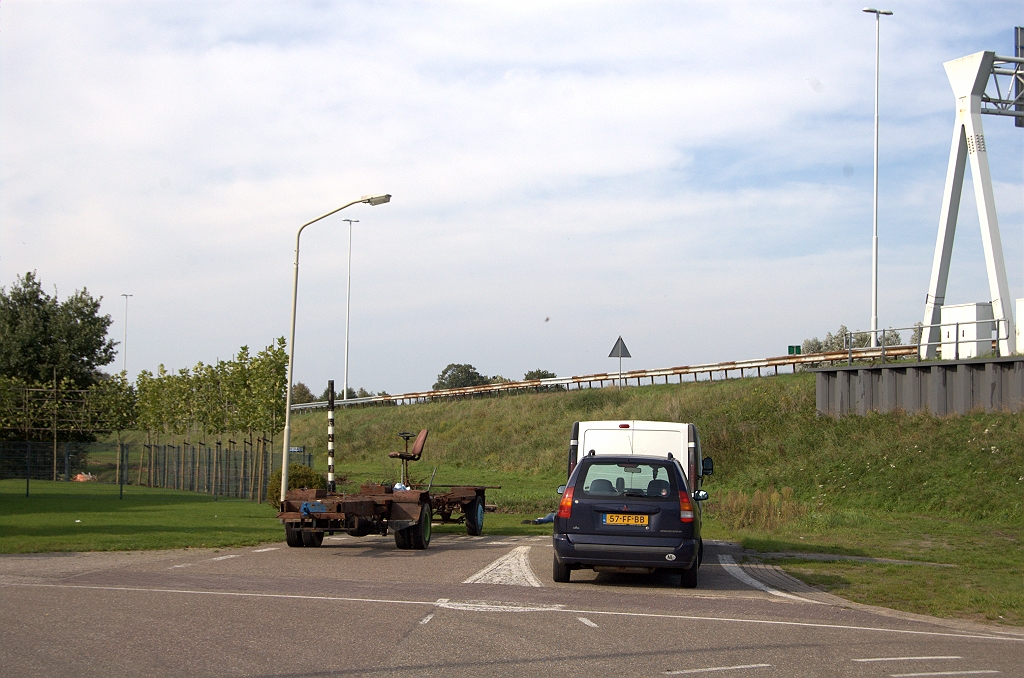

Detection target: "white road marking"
[210, 555, 239, 561]
[438, 600, 565, 613]
[418, 597, 450, 625]
[463, 546, 542, 587]
[717, 554, 826, 605]
[890, 672, 999, 677]
[252, 548, 278, 553]
[665, 664, 771, 675]
[168, 564, 193, 569]
[11, 583, 1022, 643]
[854, 657, 963, 663]
[577, 617, 599, 628]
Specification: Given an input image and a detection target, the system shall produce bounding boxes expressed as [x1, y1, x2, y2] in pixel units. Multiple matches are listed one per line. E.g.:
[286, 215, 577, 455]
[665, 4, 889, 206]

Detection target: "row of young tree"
[0, 339, 289, 446]
[134, 339, 289, 444]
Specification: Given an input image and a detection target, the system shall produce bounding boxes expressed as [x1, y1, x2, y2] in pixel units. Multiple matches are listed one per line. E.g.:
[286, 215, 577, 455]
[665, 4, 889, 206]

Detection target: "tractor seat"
[388, 429, 428, 461]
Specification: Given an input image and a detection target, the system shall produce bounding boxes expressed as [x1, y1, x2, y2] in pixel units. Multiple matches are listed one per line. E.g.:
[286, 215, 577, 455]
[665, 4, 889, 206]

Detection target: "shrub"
[266, 464, 326, 509]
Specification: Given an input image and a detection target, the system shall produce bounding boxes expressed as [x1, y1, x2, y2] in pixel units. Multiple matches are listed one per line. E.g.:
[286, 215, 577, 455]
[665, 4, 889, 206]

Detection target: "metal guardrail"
[290, 345, 919, 412]
[849, 318, 1010, 361]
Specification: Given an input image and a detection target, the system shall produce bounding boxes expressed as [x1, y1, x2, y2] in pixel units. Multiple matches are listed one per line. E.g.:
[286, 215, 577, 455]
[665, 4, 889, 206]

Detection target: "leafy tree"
[95, 372, 137, 434]
[250, 339, 288, 436]
[802, 325, 902, 356]
[910, 322, 924, 346]
[0, 272, 116, 388]
[291, 382, 315, 404]
[524, 369, 557, 380]
[488, 375, 512, 384]
[433, 363, 489, 390]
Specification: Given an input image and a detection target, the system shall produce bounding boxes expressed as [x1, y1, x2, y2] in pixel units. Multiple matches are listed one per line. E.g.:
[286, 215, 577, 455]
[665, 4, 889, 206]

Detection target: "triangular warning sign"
[608, 336, 631, 358]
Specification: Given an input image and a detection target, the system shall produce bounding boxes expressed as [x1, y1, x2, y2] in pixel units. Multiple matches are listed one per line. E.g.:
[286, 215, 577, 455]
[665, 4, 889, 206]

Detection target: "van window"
[578, 461, 676, 499]
[580, 429, 633, 456]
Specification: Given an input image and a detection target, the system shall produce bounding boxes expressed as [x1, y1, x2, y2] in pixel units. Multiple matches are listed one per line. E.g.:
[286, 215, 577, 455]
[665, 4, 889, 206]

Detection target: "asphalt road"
[2, 534, 1022, 677]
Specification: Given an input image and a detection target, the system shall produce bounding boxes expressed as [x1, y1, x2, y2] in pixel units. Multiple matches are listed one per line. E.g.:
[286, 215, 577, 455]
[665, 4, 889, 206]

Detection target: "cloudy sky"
[2, 1, 1022, 395]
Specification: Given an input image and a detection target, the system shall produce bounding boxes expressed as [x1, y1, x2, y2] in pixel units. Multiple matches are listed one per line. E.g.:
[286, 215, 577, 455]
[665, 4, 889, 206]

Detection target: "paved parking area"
[2, 535, 1022, 677]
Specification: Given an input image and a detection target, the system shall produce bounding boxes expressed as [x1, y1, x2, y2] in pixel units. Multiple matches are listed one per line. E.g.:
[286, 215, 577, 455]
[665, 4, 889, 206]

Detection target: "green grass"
[704, 510, 1024, 625]
[0, 480, 282, 553]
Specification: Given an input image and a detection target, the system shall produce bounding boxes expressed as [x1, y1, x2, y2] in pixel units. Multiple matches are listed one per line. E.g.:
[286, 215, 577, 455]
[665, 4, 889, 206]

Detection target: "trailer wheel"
[465, 497, 484, 536]
[285, 524, 303, 547]
[301, 530, 324, 548]
[408, 501, 432, 550]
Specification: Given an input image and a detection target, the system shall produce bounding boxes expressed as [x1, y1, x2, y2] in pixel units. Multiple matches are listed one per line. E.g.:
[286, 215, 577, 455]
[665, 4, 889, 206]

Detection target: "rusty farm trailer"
[277, 385, 496, 549]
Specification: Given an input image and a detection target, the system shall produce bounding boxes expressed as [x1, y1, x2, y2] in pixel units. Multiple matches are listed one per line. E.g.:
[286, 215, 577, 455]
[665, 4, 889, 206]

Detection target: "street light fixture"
[279, 194, 391, 503]
[863, 7, 893, 347]
[341, 219, 359, 402]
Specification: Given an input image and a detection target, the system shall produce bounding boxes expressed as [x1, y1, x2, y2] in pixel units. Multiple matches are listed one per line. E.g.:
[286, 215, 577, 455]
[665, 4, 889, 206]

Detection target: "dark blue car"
[552, 453, 710, 587]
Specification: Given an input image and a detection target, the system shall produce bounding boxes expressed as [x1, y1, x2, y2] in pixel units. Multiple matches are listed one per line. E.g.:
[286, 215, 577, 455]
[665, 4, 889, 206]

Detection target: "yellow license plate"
[604, 513, 648, 526]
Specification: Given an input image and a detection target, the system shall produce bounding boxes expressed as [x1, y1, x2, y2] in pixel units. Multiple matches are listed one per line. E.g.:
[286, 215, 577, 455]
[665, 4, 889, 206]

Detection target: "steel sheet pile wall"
[816, 357, 1024, 417]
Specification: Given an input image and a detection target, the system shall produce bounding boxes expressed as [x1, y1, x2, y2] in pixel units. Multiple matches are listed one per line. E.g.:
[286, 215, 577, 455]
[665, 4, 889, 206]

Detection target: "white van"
[567, 420, 713, 493]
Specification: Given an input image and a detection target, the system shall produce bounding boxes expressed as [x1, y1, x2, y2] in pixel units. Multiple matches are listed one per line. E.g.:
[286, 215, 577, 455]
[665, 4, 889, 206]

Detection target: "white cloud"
[1, 0, 1022, 394]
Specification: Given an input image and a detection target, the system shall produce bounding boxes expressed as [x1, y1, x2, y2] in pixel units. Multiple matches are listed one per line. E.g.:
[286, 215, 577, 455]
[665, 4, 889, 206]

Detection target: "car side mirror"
[701, 457, 714, 476]
[693, 490, 708, 501]
[557, 485, 566, 495]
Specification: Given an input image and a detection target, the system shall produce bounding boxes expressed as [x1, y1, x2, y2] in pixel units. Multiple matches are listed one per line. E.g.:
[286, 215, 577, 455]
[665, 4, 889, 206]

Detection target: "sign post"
[608, 336, 631, 390]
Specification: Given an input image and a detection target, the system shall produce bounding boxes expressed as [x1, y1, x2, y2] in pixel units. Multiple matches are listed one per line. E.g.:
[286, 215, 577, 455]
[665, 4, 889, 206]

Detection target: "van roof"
[577, 420, 692, 430]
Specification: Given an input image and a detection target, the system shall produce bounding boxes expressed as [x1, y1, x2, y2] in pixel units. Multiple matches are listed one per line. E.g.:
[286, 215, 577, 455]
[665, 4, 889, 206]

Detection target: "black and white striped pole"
[327, 380, 336, 493]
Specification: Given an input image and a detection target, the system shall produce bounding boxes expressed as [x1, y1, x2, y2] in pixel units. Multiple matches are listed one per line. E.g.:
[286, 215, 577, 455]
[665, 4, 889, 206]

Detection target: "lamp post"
[341, 219, 359, 401]
[863, 7, 893, 347]
[121, 293, 133, 375]
[279, 194, 391, 504]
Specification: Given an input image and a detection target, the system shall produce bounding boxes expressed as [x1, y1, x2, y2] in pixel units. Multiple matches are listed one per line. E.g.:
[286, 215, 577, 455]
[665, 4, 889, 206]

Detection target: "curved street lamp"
[280, 194, 391, 503]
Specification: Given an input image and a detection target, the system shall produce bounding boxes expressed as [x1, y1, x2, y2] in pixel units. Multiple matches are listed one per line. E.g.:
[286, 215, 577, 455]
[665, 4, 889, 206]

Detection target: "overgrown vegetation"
[709, 486, 806, 531]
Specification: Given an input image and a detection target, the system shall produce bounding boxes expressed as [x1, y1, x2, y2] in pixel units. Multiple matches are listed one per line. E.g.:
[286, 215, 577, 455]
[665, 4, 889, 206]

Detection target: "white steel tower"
[920, 48, 1024, 358]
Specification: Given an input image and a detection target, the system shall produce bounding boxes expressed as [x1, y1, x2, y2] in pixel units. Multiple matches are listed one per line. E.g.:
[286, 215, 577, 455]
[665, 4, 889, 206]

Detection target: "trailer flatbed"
[278, 481, 497, 549]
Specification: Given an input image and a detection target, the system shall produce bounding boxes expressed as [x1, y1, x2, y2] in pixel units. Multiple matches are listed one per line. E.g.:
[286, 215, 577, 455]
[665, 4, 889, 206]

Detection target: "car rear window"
[577, 461, 676, 499]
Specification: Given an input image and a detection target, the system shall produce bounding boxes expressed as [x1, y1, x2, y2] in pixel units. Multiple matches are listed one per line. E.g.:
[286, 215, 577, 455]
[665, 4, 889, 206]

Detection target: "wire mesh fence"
[0, 441, 314, 501]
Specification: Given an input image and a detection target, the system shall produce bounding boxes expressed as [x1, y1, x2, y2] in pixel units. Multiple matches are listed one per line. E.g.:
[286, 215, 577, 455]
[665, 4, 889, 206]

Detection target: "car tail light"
[557, 486, 575, 519]
[679, 491, 694, 522]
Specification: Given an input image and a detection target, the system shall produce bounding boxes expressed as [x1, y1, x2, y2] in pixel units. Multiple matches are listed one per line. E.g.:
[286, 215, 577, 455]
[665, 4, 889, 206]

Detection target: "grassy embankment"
[4, 373, 1022, 625]
[287, 373, 1024, 625]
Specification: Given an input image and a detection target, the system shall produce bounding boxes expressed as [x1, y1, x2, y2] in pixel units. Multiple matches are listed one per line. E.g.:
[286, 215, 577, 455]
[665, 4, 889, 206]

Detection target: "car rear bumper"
[553, 533, 698, 570]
